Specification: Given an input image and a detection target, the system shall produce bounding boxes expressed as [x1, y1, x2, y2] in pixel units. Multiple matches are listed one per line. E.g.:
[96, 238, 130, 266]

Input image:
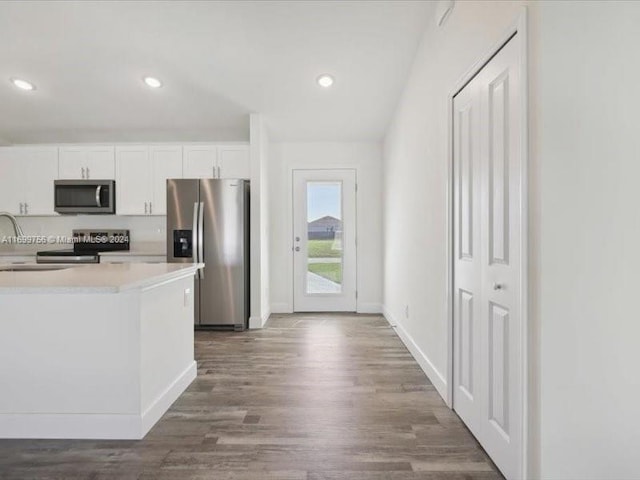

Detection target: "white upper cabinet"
[183, 145, 217, 179]
[150, 146, 183, 216]
[116, 145, 183, 215]
[0, 143, 244, 218]
[0, 147, 58, 216]
[0, 148, 23, 215]
[59, 146, 115, 179]
[23, 148, 59, 215]
[183, 144, 250, 179]
[115, 146, 151, 215]
[218, 145, 250, 179]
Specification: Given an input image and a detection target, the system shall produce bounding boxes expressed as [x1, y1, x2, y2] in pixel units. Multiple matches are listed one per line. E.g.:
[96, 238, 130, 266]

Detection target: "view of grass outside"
[307, 239, 341, 258]
[308, 262, 343, 283]
[305, 181, 343, 291]
[307, 239, 342, 285]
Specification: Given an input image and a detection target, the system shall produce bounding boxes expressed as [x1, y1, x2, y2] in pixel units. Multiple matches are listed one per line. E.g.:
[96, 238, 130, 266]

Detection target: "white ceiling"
[0, 1, 433, 144]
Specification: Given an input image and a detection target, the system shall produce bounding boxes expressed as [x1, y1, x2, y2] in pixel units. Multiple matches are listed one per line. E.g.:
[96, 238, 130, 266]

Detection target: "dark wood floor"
[0, 313, 503, 480]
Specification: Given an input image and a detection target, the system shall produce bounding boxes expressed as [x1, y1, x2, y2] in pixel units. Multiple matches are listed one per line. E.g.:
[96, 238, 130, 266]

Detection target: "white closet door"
[453, 33, 523, 480]
[477, 34, 523, 480]
[453, 77, 483, 438]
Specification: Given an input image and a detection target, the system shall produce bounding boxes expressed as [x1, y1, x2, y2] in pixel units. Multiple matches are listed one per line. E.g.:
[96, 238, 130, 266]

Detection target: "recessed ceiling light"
[143, 76, 163, 88]
[317, 74, 334, 88]
[11, 78, 35, 91]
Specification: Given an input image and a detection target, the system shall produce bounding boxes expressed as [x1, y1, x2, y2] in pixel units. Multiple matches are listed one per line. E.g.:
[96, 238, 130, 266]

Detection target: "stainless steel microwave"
[54, 180, 116, 214]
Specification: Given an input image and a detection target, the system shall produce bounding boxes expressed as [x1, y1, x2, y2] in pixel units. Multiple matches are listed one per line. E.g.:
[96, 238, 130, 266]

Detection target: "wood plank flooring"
[0, 313, 503, 479]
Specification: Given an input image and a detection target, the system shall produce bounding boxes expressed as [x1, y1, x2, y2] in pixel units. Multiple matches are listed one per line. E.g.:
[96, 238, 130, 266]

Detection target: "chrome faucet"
[0, 212, 25, 237]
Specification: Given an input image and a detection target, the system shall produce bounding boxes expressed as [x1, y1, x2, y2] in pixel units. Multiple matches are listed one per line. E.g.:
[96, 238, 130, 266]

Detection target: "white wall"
[534, 3, 640, 479]
[259, 119, 271, 322]
[249, 114, 270, 327]
[269, 142, 382, 313]
[382, 0, 526, 407]
[384, 1, 640, 479]
[16, 215, 165, 242]
[383, 0, 531, 472]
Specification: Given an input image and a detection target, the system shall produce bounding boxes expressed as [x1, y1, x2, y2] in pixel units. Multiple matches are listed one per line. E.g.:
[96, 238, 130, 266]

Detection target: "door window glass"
[306, 181, 343, 294]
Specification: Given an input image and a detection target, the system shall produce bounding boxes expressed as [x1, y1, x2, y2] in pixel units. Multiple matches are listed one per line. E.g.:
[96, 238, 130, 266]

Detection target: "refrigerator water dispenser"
[173, 230, 193, 258]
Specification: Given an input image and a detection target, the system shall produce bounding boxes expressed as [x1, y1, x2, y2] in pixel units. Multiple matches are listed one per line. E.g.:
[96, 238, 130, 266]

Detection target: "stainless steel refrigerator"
[166, 179, 250, 330]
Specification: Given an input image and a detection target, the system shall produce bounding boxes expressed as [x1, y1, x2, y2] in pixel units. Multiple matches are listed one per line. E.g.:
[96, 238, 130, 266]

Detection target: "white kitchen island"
[0, 262, 202, 440]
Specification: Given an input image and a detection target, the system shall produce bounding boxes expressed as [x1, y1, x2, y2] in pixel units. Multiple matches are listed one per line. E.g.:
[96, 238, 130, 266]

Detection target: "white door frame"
[284, 166, 360, 312]
[292, 168, 357, 312]
[445, 8, 529, 479]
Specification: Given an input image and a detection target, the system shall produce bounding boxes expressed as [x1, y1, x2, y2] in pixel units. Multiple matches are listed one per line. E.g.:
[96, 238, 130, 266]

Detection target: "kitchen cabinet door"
[23, 147, 59, 215]
[58, 147, 85, 179]
[183, 145, 216, 179]
[150, 146, 183, 215]
[0, 148, 22, 215]
[84, 147, 115, 179]
[116, 146, 151, 215]
[0, 147, 57, 216]
[59, 146, 115, 179]
[218, 145, 250, 179]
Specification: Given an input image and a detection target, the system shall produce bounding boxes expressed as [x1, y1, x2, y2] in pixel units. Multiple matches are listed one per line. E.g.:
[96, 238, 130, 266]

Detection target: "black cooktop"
[38, 249, 95, 257]
[37, 229, 130, 257]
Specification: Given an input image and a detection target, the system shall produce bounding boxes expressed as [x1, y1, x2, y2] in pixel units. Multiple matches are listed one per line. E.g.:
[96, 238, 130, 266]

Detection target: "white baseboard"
[0, 412, 143, 440]
[357, 302, 382, 314]
[0, 361, 197, 440]
[249, 308, 271, 329]
[382, 306, 448, 402]
[249, 316, 263, 329]
[270, 303, 381, 314]
[140, 361, 197, 437]
[270, 302, 291, 314]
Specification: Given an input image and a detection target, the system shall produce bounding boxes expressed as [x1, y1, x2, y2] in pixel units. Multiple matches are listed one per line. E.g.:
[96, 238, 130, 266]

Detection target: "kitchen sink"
[0, 264, 75, 272]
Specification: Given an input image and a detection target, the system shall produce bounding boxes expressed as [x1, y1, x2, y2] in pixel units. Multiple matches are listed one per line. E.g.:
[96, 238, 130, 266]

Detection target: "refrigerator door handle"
[192, 201, 200, 278]
[198, 201, 205, 278]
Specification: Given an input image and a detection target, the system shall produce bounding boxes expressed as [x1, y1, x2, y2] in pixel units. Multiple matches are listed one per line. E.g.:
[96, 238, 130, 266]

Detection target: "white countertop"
[0, 262, 202, 294]
[98, 241, 166, 257]
[0, 244, 60, 256]
[0, 241, 166, 258]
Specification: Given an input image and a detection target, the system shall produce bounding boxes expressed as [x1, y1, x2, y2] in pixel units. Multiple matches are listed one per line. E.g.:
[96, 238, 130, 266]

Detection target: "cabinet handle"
[217, 166, 221, 178]
[149, 201, 153, 215]
[86, 167, 90, 179]
[144, 202, 148, 215]
[24, 203, 28, 215]
[19, 203, 23, 215]
[81, 167, 85, 179]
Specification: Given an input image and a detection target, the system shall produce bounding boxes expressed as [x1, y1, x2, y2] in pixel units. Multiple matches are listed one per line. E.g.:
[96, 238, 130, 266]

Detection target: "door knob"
[493, 283, 505, 291]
